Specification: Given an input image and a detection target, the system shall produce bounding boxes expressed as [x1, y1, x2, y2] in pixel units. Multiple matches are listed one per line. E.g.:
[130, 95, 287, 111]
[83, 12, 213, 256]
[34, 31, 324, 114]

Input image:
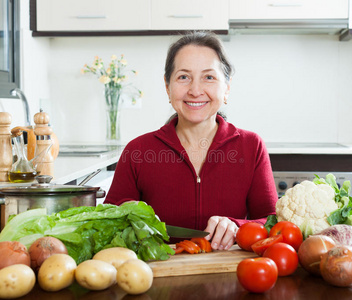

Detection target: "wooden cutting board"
[148, 245, 257, 277]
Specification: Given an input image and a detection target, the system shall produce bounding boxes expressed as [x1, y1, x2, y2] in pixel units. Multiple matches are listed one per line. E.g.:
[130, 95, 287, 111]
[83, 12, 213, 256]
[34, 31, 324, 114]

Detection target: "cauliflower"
[276, 180, 338, 236]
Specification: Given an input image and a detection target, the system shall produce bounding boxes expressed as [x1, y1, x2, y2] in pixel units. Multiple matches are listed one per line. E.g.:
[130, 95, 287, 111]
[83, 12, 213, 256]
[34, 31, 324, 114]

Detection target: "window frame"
[0, 0, 20, 98]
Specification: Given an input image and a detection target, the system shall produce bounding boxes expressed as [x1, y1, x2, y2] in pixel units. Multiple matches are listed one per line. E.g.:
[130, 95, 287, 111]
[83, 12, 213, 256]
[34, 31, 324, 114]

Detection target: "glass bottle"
[8, 130, 38, 183]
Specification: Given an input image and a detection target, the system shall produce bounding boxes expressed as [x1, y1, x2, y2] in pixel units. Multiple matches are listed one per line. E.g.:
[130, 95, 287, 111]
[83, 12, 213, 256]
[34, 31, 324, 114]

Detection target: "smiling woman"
[105, 31, 278, 252]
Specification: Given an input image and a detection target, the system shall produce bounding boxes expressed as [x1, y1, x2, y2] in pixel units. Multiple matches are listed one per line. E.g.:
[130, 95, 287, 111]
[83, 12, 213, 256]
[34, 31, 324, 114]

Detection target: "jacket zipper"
[196, 174, 201, 229]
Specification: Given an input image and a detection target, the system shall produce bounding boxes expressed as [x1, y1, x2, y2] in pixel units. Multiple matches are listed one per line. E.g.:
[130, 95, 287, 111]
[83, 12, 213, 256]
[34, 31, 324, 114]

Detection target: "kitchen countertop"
[0, 145, 123, 187]
[266, 142, 352, 154]
[53, 151, 119, 185]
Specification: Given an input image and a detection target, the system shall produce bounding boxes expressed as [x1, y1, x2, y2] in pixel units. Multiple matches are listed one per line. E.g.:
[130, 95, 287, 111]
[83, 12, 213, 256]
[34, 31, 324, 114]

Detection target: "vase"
[106, 108, 121, 144]
[105, 87, 122, 144]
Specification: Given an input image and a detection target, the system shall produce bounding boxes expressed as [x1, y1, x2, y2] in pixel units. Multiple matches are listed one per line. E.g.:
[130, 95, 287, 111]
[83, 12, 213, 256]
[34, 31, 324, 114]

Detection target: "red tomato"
[237, 257, 278, 293]
[236, 222, 268, 251]
[251, 234, 284, 256]
[269, 221, 303, 251]
[263, 242, 299, 276]
[191, 238, 212, 253]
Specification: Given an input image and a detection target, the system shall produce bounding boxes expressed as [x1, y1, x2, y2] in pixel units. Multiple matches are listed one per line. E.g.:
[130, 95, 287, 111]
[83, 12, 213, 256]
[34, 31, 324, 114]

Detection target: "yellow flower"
[99, 75, 111, 84]
[139, 91, 144, 98]
[96, 63, 103, 70]
[82, 54, 141, 107]
[113, 77, 121, 84]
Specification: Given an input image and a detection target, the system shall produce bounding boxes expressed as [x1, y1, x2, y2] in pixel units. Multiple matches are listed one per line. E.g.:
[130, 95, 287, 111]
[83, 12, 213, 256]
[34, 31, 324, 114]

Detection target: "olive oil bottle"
[8, 129, 37, 183]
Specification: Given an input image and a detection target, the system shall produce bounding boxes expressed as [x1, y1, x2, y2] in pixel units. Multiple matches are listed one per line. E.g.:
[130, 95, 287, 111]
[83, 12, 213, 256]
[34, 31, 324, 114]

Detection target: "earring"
[224, 99, 228, 105]
[169, 99, 171, 103]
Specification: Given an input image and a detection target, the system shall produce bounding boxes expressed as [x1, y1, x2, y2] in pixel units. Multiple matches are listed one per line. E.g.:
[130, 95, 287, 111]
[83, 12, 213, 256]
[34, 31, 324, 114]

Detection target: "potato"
[0, 264, 36, 299]
[116, 259, 153, 295]
[38, 253, 77, 292]
[75, 260, 117, 290]
[93, 247, 137, 270]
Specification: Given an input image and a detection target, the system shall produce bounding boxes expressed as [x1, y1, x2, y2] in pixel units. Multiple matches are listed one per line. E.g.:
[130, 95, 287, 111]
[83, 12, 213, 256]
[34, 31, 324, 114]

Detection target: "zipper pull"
[197, 175, 201, 183]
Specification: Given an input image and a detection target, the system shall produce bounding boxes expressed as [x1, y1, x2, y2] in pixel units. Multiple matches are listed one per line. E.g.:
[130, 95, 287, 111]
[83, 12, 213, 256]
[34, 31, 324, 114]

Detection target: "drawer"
[229, 0, 348, 20]
[36, 0, 151, 31]
[151, 0, 229, 30]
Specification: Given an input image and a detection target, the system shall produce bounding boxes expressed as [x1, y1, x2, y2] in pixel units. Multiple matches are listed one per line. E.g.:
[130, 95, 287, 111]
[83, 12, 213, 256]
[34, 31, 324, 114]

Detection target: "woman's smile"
[185, 101, 208, 108]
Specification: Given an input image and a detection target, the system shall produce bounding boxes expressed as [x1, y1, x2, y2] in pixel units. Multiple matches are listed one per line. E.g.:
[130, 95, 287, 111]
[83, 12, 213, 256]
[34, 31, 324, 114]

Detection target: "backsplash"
[45, 34, 352, 145]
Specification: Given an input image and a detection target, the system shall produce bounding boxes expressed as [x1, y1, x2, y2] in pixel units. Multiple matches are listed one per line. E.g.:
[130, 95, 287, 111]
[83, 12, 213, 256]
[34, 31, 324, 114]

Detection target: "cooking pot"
[0, 174, 106, 229]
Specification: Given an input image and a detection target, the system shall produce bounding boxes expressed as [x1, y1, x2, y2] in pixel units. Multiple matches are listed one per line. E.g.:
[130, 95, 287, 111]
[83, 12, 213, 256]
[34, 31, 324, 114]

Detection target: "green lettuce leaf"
[264, 215, 278, 234]
[314, 173, 352, 226]
[0, 202, 173, 264]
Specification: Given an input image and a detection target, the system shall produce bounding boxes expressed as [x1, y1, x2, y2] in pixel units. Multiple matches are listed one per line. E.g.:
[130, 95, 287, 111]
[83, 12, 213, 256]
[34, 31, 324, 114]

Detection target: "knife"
[166, 225, 209, 238]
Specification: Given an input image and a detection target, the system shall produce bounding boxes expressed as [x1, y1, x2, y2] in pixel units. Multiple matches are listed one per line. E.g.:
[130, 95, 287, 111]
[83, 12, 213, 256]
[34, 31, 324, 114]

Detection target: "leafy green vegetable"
[0, 202, 175, 263]
[264, 215, 278, 234]
[313, 174, 352, 225]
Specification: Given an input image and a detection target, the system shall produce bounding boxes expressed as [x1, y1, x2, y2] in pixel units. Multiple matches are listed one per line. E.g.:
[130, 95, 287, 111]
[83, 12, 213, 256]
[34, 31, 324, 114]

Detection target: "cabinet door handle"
[75, 15, 107, 19]
[168, 14, 204, 19]
[268, 3, 303, 7]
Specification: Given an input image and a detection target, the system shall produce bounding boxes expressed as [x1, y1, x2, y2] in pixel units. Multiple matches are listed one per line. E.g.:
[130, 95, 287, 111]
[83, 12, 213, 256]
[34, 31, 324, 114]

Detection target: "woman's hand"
[204, 216, 238, 250]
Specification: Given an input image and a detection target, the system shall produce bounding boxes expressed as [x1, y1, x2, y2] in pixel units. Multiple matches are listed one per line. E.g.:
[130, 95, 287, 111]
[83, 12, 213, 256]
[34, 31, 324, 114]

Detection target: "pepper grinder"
[0, 112, 12, 181]
[33, 109, 54, 177]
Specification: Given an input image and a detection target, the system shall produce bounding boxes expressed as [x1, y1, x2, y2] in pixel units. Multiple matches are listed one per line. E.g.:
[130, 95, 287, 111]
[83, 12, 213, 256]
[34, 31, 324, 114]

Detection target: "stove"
[273, 171, 352, 197]
[267, 142, 352, 196]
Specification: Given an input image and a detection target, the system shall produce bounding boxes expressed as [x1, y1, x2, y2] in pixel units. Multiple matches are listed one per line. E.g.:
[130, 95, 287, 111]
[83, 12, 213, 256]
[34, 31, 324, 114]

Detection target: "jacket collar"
[154, 115, 240, 151]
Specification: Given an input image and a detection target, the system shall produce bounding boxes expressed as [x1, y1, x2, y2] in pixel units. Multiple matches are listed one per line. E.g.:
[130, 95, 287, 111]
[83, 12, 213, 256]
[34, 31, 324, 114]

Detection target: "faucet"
[10, 88, 31, 126]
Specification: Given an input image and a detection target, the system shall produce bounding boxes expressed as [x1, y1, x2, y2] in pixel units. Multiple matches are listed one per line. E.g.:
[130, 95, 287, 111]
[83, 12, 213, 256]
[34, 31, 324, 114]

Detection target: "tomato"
[251, 234, 284, 256]
[174, 246, 184, 254]
[263, 242, 299, 276]
[269, 221, 303, 251]
[176, 240, 200, 254]
[236, 222, 268, 251]
[191, 238, 212, 253]
[237, 257, 278, 293]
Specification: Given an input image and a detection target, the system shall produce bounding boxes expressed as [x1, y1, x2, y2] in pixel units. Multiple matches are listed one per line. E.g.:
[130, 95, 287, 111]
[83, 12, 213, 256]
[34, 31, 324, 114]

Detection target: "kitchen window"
[0, 0, 20, 98]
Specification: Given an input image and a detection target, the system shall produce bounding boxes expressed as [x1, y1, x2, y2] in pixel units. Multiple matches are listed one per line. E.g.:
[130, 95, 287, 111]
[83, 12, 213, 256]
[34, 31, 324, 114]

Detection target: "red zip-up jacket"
[105, 115, 277, 230]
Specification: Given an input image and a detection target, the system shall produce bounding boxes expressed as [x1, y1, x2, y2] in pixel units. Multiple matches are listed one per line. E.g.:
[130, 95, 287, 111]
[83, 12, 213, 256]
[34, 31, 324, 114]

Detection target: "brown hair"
[164, 31, 234, 85]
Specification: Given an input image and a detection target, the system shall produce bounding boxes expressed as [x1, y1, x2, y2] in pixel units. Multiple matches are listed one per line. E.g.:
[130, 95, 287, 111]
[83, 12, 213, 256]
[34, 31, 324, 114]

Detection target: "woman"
[105, 31, 278, 250]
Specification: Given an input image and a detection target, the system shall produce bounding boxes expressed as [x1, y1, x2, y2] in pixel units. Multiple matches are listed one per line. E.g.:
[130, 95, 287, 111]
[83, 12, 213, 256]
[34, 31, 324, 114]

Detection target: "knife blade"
[166, 225, 209, 238]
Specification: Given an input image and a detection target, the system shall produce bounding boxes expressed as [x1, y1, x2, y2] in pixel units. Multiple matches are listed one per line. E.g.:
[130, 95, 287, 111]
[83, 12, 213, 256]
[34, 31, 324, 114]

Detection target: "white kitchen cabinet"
[33, 0, 229, 33]
[151, 0, 229, 30]
[229, 0, 348, 20]
[36, 0, 151, 31]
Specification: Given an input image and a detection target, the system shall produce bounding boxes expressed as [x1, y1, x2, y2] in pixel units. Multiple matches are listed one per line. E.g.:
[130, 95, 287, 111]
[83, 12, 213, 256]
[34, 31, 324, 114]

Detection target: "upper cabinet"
[229, 0, 348, 20]
[31, 0, 350, 37]
[31, 0, 229, 35]
[151, 0, 228, 30]
[35, 0, 151, 31]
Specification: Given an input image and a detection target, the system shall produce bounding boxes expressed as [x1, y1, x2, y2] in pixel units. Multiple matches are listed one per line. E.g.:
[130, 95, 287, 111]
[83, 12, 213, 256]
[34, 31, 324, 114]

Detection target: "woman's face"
[165, 45, 230, 125]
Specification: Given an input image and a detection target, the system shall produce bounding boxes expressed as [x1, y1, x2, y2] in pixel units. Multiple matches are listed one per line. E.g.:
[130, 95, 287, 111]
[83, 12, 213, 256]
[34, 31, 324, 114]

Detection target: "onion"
[320, 245, 352, 287]
[29, 237, 68, 272]
[0, 241, 31, 269]
[316, 225, 352, 247]
[298, 235, 336, 276]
